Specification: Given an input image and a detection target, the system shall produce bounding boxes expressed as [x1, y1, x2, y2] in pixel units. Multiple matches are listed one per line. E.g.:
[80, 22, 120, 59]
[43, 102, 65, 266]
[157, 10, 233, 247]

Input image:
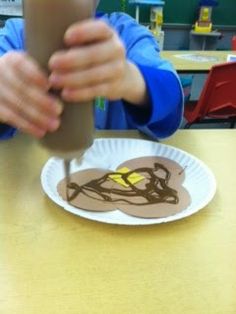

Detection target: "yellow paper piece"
[109, 167, 144, 187]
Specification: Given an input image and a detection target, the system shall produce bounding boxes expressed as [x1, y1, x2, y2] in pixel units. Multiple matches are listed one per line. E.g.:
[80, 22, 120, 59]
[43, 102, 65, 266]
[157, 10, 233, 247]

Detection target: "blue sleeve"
[105, 13, 184, 139]
[0, 124, 17, 140]
[0, 18, 24, 140]
[124, 65, 183, 139]
[0, 18, 25, 55]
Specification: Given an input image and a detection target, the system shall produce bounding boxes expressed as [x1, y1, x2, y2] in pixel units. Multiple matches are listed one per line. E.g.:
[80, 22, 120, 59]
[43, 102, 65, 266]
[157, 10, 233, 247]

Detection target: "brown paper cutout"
[57, 156, 191, 218]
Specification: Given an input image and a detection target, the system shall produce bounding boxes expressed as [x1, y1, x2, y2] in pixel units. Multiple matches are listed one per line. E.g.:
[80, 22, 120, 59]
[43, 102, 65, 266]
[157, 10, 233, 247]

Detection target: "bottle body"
[24, 0, 96, 158]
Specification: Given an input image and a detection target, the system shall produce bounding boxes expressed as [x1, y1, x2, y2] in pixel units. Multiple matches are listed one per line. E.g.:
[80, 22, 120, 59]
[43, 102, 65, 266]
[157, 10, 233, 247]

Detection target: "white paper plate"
[41, 138, 216, 225]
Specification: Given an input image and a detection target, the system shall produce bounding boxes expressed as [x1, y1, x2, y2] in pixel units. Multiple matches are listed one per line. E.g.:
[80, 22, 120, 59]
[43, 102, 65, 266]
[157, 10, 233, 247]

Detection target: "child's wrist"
[122, 61, 149, 107]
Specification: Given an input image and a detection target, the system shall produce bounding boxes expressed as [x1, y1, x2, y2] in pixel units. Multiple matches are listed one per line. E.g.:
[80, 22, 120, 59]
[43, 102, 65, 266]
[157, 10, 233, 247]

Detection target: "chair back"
[189, 62, 236, 121]
[232, 36, 236, 51]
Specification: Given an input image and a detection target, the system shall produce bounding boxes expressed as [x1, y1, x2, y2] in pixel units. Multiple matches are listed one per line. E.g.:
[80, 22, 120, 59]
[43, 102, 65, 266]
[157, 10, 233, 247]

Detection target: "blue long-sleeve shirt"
[0, 14, 183, 140]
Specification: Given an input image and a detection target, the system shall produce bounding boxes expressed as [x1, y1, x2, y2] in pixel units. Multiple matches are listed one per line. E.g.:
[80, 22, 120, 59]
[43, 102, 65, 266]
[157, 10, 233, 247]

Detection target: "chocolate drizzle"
[66, 162, 179, 206]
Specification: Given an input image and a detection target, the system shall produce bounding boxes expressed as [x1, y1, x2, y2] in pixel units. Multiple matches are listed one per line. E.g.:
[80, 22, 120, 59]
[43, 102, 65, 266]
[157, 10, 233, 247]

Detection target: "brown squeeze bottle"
[23, 0, 96, 160]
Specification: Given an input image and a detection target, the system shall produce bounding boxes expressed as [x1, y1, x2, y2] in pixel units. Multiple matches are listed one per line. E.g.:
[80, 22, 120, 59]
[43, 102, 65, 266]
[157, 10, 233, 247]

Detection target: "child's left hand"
[48, 19, 148, 106]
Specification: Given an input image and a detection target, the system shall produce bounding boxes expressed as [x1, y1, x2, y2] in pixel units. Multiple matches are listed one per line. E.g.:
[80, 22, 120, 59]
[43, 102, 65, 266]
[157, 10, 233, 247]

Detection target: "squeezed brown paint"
[66, 162, 179, 206]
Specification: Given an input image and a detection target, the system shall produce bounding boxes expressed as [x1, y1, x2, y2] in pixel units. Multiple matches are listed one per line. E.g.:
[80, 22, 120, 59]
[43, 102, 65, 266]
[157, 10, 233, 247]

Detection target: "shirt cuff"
[124, 64, 184, 139]
[0, 124, 17, 140]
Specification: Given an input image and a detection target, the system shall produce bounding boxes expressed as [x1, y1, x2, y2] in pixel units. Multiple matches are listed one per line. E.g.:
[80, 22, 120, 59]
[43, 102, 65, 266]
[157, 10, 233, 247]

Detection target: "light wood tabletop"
[1, 130, 236, 314]
[161, 50, 234, 73]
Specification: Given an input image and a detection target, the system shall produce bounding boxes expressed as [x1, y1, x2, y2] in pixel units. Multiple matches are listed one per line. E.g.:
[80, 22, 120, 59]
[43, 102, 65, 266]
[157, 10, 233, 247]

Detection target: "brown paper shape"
[57, 169, 115, 212]
[57, 156, 191, 219]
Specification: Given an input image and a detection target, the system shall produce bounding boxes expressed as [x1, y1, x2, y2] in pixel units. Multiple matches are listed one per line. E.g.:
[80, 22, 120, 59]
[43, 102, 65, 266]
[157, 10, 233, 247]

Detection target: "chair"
[232, 36, 236, 51]
[180, 75, 193, 103]
[184, 62, 236, 129]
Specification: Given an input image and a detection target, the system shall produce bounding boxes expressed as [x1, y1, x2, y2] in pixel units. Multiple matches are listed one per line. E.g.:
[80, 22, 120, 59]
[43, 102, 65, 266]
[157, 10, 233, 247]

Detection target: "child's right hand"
[0, 51, 63, 138]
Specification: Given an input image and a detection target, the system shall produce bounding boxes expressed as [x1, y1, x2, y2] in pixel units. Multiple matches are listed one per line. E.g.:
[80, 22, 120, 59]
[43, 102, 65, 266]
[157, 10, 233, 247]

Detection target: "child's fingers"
[49, 59, 124, 89]
[0, 51, 63, 137]
[64, 19, 113, 46]
[0, 89, 61, 134]
[0, 104, 47, 138]
[49, 32, 124, 72]
[61, 83, 110, 102]
[3, 52, 49, 89]
[1, 57, 63, 118]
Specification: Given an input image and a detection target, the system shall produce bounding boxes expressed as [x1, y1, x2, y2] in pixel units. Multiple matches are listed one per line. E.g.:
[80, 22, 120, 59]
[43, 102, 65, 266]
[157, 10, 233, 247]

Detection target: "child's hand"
[48, 19, 148, 106]
[0, 52, 62, 138]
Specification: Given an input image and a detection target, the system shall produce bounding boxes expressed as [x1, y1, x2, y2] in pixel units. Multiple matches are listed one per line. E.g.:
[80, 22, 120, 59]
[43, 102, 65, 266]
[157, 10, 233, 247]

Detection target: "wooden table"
[1, 130, 236, 314]
[161, 50, 233, 73]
